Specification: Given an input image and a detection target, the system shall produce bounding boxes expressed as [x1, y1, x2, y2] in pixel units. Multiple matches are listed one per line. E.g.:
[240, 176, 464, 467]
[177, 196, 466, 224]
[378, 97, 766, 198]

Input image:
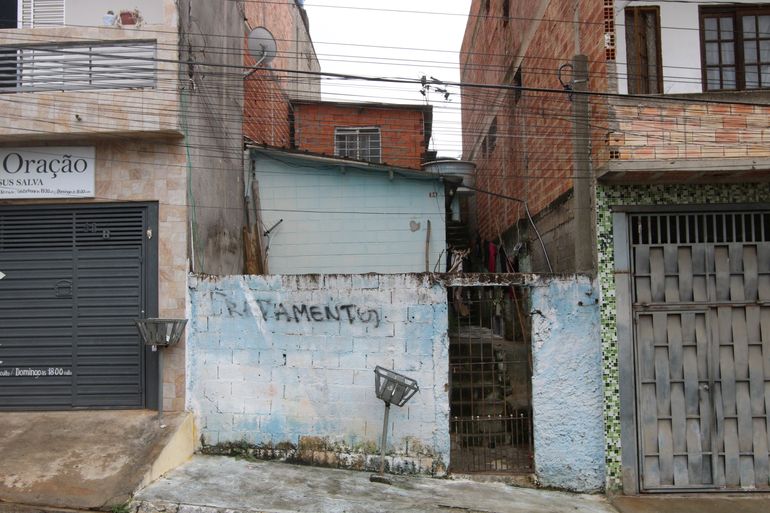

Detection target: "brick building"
[243, 0, 321, 146]
[461, 0, 770, 497]
[292, 100, 433, 169]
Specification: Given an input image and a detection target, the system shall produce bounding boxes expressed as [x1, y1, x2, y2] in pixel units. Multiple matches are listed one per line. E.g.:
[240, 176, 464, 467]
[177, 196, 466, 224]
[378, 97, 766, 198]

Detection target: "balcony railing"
[0, 40, 157, 93]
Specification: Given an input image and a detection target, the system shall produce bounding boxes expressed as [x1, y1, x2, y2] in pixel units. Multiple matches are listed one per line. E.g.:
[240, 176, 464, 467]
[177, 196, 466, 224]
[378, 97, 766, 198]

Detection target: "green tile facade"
[596, 183, 770, 491]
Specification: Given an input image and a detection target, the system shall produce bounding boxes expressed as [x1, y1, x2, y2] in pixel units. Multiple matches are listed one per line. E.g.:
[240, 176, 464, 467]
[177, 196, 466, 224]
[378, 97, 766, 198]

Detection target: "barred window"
[334, 127, 382, 163]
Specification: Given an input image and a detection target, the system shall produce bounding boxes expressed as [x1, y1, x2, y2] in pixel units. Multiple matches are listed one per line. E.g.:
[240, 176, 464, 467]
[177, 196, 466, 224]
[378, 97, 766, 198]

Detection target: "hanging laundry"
[487, 241, 497, 273]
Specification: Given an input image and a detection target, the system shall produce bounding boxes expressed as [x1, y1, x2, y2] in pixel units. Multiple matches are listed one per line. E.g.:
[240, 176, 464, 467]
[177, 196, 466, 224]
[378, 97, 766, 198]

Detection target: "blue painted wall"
[530, 276, 605, 492]
[187, 274, 450, 474]
[252, 152, 446, 274]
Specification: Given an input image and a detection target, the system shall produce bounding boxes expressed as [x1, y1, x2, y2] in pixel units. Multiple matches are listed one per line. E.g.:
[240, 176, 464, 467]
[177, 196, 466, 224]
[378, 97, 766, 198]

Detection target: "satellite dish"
[247, 27, 277, 67]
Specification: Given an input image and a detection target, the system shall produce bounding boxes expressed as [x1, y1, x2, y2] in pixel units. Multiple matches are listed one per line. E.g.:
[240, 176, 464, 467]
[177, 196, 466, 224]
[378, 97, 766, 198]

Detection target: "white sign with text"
[0, 146, 95, 199]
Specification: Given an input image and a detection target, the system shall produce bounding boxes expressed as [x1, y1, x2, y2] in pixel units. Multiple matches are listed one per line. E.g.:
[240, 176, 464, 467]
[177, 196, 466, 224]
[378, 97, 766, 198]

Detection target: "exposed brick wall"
[244, 70, 291, 147]
[243, 0, 321, 146]
[460, 1, 608, 248]
[292, 102, 430, 170]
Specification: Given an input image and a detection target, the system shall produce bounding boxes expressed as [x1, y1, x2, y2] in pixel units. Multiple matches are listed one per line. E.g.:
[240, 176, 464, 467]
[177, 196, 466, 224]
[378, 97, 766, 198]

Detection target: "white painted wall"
[614, 0, 765, 94]
[253, 152, 447, 275]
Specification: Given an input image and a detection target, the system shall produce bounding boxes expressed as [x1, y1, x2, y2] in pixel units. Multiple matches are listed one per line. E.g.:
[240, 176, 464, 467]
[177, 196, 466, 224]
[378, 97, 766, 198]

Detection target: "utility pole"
[572, 54, 594, 273]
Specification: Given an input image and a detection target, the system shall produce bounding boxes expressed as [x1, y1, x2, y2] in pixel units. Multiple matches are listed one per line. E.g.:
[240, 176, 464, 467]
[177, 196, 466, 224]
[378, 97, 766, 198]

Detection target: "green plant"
[110, 502, 131, 513]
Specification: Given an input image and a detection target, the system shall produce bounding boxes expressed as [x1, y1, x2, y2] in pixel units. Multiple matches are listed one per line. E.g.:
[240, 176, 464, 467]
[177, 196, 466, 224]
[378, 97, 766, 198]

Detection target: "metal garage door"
[0, 204, 156, 410]
[631, 211, 770, 491]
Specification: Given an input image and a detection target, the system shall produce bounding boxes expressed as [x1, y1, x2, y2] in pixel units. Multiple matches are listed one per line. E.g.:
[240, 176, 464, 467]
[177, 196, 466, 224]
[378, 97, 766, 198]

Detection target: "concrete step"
[0, 410, 195, 511]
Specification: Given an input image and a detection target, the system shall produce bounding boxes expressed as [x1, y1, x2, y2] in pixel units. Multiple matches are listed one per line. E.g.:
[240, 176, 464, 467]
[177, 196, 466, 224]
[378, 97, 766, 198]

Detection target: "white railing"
[0, 40, 157, 93]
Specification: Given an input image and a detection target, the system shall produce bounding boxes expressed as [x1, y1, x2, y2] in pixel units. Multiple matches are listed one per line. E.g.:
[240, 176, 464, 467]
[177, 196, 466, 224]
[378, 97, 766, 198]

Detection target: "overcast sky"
[303, 0, 472, 159]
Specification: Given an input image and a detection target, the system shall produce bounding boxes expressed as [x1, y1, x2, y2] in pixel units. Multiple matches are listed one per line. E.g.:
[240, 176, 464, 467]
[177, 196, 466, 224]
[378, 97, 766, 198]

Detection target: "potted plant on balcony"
[119, 9, 141, 26]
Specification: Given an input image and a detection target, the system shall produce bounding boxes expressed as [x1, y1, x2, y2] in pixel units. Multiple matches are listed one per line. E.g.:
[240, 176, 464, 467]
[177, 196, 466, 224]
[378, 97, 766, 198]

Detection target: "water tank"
[422, 159, 476, 193]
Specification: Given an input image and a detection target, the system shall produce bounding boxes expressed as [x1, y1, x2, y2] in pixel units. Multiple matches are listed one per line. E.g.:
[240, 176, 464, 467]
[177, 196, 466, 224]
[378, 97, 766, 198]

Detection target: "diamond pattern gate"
[631, 211, 770, 491]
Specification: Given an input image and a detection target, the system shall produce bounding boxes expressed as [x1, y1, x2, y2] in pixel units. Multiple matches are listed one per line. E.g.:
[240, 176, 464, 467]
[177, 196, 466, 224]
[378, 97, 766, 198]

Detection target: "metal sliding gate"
[0, 204, 156, 410]
[631, 210, 770, 491]
[448, 285, 533, 474]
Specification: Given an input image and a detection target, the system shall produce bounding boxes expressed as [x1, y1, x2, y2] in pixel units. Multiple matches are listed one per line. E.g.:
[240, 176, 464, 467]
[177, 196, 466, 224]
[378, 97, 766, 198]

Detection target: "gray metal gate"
[448, 285, 533, 474]
[0, 204, 156, 410]
[631, 211, 770, 491]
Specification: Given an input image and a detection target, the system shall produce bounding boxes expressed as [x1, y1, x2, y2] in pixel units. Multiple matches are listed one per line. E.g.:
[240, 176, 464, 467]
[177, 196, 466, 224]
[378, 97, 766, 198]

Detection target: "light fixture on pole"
[135, 318, 187, 427]
[370, 366, 419, 485]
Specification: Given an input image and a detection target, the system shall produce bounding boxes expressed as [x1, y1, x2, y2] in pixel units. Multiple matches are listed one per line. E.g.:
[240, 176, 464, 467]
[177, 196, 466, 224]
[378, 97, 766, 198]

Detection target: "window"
[701, 6, 770, 91]
[0, 2, 18, 29]
[625, 7, 662, 94]
[20, 0, 64, 28]
[334, 127, 381, 163]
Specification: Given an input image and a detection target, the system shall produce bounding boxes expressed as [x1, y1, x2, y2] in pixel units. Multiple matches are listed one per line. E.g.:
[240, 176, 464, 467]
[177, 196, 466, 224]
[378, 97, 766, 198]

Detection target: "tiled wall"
[0, 26, 181, 143]
[608, 99, 770, 162]
[596, 182, 770, 491]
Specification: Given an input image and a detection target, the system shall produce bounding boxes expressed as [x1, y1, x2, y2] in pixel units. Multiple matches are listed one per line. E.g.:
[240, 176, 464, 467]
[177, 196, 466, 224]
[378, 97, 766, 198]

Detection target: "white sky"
[303, 0, 472, 159]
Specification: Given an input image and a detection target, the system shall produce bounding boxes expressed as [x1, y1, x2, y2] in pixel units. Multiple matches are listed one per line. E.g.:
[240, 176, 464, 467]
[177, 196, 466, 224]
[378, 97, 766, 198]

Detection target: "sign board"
[0, 147, 95, 199]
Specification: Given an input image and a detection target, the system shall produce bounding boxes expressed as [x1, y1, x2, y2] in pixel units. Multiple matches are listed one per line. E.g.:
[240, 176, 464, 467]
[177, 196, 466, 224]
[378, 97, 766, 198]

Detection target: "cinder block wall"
[186, 274, 450, 474]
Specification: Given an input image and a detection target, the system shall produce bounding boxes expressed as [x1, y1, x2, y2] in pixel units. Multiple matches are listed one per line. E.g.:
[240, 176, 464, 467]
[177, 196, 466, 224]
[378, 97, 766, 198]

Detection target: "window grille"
[0, 40, 157, 93]
[334, 127, 382, 163]
[21, 0, 65, 28]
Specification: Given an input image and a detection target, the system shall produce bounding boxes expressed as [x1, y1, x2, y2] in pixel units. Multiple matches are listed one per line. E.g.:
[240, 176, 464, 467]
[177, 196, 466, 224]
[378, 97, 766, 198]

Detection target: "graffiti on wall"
[213, 291, 381, 328]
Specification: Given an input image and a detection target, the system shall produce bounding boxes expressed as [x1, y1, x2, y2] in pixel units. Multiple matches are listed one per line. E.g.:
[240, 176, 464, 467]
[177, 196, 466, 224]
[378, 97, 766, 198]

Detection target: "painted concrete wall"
[179, 0, 245, 275]
[253, 152, 446, 274]
[531, 275, 605, 492]
[186, 274, 450, 474]
[187, 272, 606, 486]
[614, 0, 763, 94]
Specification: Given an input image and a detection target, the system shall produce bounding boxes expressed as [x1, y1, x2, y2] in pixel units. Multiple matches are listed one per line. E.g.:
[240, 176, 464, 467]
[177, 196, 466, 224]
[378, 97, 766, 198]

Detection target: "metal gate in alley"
[447, 283, 534, 474]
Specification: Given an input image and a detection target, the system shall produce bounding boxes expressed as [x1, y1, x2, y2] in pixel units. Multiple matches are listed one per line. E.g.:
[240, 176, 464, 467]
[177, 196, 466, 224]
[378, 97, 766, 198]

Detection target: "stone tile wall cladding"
[596, 183, 770, 491]
[186, 274, 451, 475]
[609, 99, 770, 161]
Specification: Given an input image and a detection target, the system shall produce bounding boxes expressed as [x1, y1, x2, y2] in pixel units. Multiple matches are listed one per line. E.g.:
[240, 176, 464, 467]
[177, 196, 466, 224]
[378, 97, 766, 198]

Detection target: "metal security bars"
[0, 41, 157, 93]
[448, 285, 533, 474]
[334, 127, 382, 163]
[630, 211, 770, 246]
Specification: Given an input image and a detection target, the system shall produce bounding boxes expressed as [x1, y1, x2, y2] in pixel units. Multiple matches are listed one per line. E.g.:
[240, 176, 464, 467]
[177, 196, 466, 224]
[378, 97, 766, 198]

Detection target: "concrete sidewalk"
[0, 410, 193, 510]
[134, 455, 617, 513]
